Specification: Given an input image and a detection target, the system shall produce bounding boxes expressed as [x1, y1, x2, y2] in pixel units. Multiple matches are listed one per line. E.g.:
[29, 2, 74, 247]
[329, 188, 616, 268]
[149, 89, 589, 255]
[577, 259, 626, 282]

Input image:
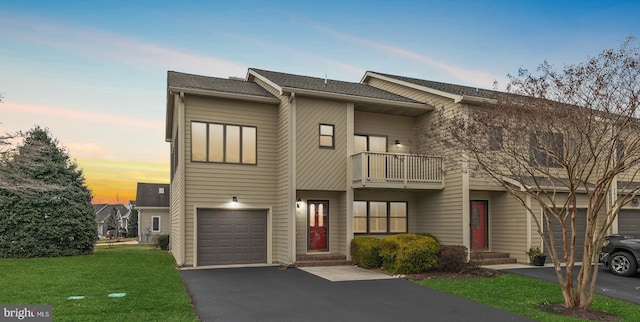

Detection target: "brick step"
[295, 260, 352, 267]
[296, 254, 346, 261]
[470, 252, 511, 260]
[471, 258, 518, 265]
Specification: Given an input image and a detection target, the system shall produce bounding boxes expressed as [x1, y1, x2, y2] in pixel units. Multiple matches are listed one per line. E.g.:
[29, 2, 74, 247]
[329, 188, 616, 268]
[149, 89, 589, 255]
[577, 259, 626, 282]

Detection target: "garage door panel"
[197, 209, 267, 266]
[546, 209, 587, 263]
[618, 210, 640, 236]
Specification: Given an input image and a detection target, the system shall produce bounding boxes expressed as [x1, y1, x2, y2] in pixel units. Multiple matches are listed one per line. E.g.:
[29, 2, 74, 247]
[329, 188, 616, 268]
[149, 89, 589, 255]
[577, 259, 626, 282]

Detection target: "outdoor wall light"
[232, 196, 238, 204]
[395, 139, 400, 146]
[296, 198, 302, 208]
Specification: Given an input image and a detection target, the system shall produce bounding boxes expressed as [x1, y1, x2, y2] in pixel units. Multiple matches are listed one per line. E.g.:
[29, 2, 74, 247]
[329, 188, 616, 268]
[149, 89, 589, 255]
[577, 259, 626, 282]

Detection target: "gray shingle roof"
[168, 71, 276, 98]
[136, 183, 170, 208]
[369, 71, 499, 100]
[250, 68, 420, 103]
[94, 204, 129, 224]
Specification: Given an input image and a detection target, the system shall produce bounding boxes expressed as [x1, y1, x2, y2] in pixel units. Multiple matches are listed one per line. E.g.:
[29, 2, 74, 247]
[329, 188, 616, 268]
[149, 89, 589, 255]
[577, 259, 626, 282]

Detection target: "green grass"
[0, 245, 198, 322]
[418, 274, 639, 321]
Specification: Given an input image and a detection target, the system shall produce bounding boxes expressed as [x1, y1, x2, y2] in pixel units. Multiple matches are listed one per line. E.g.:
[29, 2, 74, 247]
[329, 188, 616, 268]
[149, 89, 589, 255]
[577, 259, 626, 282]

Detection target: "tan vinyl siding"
[170, 94, 184, 264]
[295, 191, 347, 255]
[470, 191, 530, 263]
[296, 97, 347, 190]
[183, 96, 279, 266]
[354, 111, 417, 154]
[275, 97, 291, 264]
[139, 209, 171, 243]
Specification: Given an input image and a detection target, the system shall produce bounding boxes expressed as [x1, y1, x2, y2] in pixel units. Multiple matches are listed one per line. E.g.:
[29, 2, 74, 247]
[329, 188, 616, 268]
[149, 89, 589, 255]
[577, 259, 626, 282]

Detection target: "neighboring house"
[135, 183, 171, 244]
[165, 68, 640, 268]
[94, 204, 130, 237]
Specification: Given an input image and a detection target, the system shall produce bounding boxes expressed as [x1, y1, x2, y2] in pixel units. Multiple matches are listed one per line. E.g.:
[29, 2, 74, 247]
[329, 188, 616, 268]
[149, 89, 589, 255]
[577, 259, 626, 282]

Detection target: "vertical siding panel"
[181, 96, 279, 266]
[296, 97, 347, 190]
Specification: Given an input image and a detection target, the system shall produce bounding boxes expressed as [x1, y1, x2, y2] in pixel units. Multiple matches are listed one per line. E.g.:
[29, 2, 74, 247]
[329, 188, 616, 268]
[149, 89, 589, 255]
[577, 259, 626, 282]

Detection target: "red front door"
[308, 200, 328, 251]
[471, 201, 488, 250]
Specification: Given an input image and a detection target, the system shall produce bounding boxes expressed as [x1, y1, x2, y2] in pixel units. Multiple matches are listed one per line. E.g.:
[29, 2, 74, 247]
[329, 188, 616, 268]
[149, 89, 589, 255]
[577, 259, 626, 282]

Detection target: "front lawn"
[419, 274, 638, 321]
[0, 245, 198, 322]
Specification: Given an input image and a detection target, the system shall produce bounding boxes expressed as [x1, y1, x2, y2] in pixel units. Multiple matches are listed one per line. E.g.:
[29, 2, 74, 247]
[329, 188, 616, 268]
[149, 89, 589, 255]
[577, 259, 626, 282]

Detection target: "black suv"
[600, 235, 640, 277]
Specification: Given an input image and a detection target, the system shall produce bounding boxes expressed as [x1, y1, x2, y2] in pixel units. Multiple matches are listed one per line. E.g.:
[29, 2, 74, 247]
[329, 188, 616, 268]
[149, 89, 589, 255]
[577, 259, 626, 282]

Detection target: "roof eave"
[363, 71, 465, 103]
[280, 86, 426, 109]
[168, 86, 281, 104]
[247, 69, 284, 95]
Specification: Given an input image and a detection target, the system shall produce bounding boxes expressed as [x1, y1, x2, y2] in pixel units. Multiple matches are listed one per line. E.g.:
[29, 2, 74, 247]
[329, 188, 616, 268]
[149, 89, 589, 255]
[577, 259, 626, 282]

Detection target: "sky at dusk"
[1, 0, 639, 204]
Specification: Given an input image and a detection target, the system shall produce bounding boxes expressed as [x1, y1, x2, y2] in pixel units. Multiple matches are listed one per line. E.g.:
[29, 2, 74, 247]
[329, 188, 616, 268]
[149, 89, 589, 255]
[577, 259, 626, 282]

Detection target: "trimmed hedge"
[437, 245, 467, 272]
[380, 234, 440, 274]
[158, 235, 170, 250]
[350, 237, 383, 268]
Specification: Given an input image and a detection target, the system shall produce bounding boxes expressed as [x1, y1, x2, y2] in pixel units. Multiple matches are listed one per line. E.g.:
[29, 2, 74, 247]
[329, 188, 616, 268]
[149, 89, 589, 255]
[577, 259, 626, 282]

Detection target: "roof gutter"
[168, 86, 281, 104]
[280, 86, 427, 109]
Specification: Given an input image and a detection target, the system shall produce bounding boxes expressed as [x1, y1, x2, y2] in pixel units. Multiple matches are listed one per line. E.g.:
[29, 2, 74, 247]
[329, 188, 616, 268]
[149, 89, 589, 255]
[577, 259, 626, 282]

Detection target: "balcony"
[352, 152, 444, 190]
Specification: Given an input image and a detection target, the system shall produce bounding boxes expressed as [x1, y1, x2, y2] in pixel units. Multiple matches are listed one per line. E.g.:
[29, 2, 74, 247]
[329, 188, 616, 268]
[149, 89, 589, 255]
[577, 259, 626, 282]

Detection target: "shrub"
[350, 237, 382, 268]
[380, 234, 440, 274]
[158, 235, 170, 250]
[437, 245, 468, 272]
[416, 233, 439, 244]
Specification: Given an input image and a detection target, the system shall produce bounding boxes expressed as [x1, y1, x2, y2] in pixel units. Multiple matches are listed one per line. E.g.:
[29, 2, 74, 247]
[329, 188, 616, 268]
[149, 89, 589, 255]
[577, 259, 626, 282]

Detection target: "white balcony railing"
[352, 152, 443, 188]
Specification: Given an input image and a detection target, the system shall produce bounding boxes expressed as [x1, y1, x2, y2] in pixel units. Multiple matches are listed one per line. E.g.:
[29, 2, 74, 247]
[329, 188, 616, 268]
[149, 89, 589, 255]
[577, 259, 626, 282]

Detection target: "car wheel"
[609, 252, 638, 277]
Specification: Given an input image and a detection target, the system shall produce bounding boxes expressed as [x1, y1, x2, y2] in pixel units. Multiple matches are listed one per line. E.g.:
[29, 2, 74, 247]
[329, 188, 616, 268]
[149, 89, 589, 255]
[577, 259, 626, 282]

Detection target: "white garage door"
[197, 209, 267, 266]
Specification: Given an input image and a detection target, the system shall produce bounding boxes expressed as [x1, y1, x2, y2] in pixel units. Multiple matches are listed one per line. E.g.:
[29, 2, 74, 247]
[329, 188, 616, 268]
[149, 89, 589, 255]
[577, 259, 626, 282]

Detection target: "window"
[353, 201, 407, 234]
[191, 121, 257, 164]
[489, 127, 503, 151]
[616, 140, 625, 167]
[158, 187, 165, 194]
[529, 132, 563, 167]
[319, 124, 335, 148]
[151, 216, 160, 232]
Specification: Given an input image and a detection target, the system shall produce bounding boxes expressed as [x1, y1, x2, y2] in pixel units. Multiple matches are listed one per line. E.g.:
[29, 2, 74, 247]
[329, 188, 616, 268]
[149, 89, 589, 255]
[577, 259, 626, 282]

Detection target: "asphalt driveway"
[502, 265, 640, 304]
[181, 267, 532, 322]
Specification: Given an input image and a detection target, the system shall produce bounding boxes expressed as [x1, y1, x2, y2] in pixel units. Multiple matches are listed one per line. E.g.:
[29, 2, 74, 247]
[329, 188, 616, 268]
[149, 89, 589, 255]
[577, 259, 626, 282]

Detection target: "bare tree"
[430, 37, 640, 309]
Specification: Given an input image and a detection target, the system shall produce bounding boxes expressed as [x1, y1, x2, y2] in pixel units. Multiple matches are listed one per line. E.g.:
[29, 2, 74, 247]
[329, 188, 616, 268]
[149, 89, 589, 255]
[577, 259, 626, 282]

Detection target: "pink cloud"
[0, 13, 247, 77]
[0, 101, 163, 131]
[310, 23, 503, 88]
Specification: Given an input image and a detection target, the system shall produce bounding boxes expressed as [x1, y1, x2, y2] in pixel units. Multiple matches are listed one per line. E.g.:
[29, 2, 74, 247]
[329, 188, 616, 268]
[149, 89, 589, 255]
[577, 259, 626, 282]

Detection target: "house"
[94, 204, 130, 237]
[135, 183, 171, 244]
[165, 68, 640, 268]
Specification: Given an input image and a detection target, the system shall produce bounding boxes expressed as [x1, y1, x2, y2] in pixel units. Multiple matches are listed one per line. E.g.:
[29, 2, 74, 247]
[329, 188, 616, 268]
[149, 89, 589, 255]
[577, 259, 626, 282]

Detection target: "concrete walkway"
[298, 265, 395, 281]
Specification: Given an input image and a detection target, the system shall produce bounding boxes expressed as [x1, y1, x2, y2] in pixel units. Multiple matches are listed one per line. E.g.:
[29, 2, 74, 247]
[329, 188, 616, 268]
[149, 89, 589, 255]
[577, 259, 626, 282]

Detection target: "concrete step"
[470, 252, 511, 260]
[470, 257, 518, 265]
[296, 254, 347, 261]
[295, 260, 353, 267]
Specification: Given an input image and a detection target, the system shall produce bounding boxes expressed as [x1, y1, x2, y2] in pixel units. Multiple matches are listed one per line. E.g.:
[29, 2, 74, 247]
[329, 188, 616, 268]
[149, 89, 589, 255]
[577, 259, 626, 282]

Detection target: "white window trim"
[151, 216, 161, 232]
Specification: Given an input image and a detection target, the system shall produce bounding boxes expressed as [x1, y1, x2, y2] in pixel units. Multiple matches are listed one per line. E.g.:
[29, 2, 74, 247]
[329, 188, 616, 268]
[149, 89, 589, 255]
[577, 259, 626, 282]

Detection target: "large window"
[191, 121, 257, 164]
[353, 201, 407, 234]
[529, 132, 563, 167]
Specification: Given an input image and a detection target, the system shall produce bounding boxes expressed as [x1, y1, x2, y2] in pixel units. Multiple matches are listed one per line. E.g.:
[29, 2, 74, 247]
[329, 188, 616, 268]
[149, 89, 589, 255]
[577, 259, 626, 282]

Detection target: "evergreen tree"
[0, 126, 97, 257]
[128, 208, 138, 239]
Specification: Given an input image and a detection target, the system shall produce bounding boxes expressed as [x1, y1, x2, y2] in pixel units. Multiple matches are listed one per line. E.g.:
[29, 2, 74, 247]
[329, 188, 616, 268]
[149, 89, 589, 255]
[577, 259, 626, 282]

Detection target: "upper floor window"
[489, 127, 503, 151]
[319, 124, 335, 148]
[191, 121, 257, 164]
[529, 132, 563, 167]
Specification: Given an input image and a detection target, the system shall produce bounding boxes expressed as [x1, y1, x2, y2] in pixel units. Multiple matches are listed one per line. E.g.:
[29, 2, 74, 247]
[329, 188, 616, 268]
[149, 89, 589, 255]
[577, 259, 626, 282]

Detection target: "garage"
[197, 209, 267, 266]
[618, 209, 640, 236]
[545, 208, 587, 262]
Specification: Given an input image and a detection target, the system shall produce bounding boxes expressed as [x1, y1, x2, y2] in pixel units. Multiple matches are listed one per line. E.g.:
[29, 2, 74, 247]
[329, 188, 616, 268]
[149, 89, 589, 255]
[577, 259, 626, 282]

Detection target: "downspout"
[289, 92, 297, 265]
[178, 92, 186, 266]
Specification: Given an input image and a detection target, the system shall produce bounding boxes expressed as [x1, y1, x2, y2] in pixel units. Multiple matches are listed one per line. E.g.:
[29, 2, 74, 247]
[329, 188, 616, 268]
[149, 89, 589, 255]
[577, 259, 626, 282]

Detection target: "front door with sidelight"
[308, 200, 329, 251]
